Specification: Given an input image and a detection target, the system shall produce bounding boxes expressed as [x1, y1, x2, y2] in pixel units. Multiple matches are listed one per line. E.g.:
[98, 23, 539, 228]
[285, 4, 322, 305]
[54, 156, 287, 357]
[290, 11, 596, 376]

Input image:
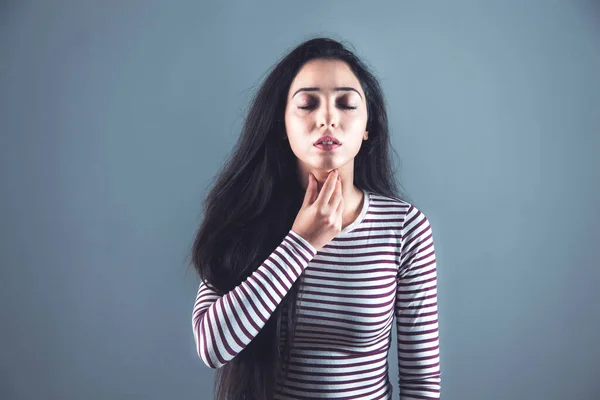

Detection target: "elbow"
[193, 327, 226, 369]
[198, 350, 219, 369]
[192, 314, 236, 370]
[193, 318, 218, 369]
[196, 342, 226, 370]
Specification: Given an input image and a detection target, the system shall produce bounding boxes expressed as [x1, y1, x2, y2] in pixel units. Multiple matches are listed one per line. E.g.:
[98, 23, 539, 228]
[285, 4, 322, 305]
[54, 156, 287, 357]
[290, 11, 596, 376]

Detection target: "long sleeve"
[395, 205, 441, 399]
[191, 229, 317, 369]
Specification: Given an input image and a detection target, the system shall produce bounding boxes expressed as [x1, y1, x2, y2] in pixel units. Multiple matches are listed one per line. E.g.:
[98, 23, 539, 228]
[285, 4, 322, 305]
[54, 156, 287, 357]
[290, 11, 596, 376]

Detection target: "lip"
[314, 143, 341, 151]
[314, 135, 341, 146]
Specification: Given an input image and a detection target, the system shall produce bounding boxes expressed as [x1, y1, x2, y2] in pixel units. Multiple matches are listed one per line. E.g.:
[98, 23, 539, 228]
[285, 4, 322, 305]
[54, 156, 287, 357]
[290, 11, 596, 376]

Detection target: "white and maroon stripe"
[192, 230, 317, 368]
[192, 193, 441, 399]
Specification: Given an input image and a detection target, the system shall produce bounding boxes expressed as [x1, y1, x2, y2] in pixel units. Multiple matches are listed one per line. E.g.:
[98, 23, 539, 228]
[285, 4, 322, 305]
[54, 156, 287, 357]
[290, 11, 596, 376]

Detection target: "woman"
[190, 36, 441, 400]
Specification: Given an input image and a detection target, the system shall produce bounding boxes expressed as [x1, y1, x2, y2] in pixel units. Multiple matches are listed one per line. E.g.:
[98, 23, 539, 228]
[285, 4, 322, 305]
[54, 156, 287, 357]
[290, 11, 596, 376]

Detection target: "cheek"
[346, 113, 368, 130]
[285, 115, 311, 137]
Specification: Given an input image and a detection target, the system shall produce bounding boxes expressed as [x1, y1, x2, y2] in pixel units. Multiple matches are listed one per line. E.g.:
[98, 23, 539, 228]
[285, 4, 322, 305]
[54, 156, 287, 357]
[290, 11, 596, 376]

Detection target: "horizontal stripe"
[192, 190, 441, 399]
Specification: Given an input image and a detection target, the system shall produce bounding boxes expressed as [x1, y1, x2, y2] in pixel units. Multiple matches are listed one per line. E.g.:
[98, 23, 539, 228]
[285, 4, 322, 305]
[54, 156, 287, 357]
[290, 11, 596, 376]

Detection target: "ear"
[364, 131, 369, 140]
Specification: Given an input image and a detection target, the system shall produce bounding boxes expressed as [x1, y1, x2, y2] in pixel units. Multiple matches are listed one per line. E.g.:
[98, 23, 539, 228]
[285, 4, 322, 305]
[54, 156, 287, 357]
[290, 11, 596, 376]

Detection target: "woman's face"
[284, 59, 368, 176]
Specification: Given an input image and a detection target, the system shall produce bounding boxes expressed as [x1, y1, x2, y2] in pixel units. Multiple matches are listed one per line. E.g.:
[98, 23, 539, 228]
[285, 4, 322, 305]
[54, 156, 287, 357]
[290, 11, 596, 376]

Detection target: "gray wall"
[1, 1, 598, 399]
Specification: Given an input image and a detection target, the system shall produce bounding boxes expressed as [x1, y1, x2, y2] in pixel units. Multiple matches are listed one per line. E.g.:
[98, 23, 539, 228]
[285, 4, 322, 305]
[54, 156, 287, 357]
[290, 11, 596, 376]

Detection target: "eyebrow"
[292, 87, 363, 100]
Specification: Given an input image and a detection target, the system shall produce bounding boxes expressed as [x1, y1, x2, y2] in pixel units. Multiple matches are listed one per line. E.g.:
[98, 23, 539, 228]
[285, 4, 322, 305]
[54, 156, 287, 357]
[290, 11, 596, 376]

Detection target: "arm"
[191, 229, 317, 369]
[396, 205, 441, 399]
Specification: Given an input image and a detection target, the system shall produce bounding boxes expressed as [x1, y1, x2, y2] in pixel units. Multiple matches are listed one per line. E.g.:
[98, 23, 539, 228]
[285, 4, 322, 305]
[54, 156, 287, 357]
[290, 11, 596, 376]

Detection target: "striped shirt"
[192, 189, 441, 399]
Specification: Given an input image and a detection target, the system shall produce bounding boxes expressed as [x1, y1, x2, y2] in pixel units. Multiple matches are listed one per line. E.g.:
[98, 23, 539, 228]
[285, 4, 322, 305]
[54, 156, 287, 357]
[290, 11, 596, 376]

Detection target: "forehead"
[288, 59, 363, 97]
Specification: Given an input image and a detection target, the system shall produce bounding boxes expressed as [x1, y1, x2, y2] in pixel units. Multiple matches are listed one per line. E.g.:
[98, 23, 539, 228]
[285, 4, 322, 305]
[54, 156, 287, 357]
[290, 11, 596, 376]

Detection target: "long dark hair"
[188, 35, 408, 400]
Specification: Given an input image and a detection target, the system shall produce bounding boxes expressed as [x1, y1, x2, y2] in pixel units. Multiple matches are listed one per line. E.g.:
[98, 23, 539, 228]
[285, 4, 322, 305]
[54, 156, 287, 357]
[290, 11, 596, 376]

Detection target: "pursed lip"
[313, 135, 341, 145]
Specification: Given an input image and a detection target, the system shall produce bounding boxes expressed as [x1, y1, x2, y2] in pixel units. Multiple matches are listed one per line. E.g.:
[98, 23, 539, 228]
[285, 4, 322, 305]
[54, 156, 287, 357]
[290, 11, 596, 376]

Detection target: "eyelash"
[298, 104, 357, 110]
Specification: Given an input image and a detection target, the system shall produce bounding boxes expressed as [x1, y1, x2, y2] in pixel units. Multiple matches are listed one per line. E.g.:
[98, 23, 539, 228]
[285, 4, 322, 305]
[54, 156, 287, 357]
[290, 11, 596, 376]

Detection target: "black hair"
[188, 35, 408, 400]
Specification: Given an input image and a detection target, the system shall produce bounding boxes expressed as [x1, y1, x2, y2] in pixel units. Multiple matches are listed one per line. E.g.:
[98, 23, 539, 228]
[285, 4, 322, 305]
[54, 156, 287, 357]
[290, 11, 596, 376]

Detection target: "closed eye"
[298, 104, 357, 110]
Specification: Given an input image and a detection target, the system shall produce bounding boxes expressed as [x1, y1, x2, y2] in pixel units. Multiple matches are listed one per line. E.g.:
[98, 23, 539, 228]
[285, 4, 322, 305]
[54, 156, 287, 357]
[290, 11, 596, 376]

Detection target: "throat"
[341, 189, 364, 229]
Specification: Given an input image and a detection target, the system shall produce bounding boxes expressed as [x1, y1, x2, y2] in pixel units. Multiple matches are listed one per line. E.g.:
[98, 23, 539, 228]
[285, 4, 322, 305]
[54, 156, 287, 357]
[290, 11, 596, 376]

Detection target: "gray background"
[1, 1, 599, 399]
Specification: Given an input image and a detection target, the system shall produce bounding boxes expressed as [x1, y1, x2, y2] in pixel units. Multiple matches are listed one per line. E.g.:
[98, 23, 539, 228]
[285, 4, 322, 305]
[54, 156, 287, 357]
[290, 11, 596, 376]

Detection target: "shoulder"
[367, 191, 431, 234]
[368, 191, 426, 219]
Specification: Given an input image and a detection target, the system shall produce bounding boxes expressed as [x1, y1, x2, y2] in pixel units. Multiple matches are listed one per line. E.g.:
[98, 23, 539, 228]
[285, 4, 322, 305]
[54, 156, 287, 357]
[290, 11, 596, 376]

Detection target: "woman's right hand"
[291, 169, 344, 252]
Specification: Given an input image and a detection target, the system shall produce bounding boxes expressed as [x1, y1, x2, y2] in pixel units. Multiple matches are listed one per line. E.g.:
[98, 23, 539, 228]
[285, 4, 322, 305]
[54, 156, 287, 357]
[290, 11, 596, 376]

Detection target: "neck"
[296, 164, 363, 219]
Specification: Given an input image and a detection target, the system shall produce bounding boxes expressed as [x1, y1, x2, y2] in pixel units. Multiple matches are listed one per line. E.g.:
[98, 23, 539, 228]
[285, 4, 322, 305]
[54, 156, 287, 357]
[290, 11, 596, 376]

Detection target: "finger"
[303, 174, 315, 206]
[309, 174, 318, 204]
[329, 175, 343, 207]
[316, 169, 338, 206]
[335, 184, 344, 216]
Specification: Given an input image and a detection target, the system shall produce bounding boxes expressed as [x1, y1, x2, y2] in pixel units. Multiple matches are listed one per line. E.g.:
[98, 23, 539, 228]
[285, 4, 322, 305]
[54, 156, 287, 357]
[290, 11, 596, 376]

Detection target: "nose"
[317, 102, 338, 128]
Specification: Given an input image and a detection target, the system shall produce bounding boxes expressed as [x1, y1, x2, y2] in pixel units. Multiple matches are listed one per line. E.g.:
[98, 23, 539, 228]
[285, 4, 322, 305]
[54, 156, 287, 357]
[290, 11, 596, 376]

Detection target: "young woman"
[190, 36, 441, 400]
